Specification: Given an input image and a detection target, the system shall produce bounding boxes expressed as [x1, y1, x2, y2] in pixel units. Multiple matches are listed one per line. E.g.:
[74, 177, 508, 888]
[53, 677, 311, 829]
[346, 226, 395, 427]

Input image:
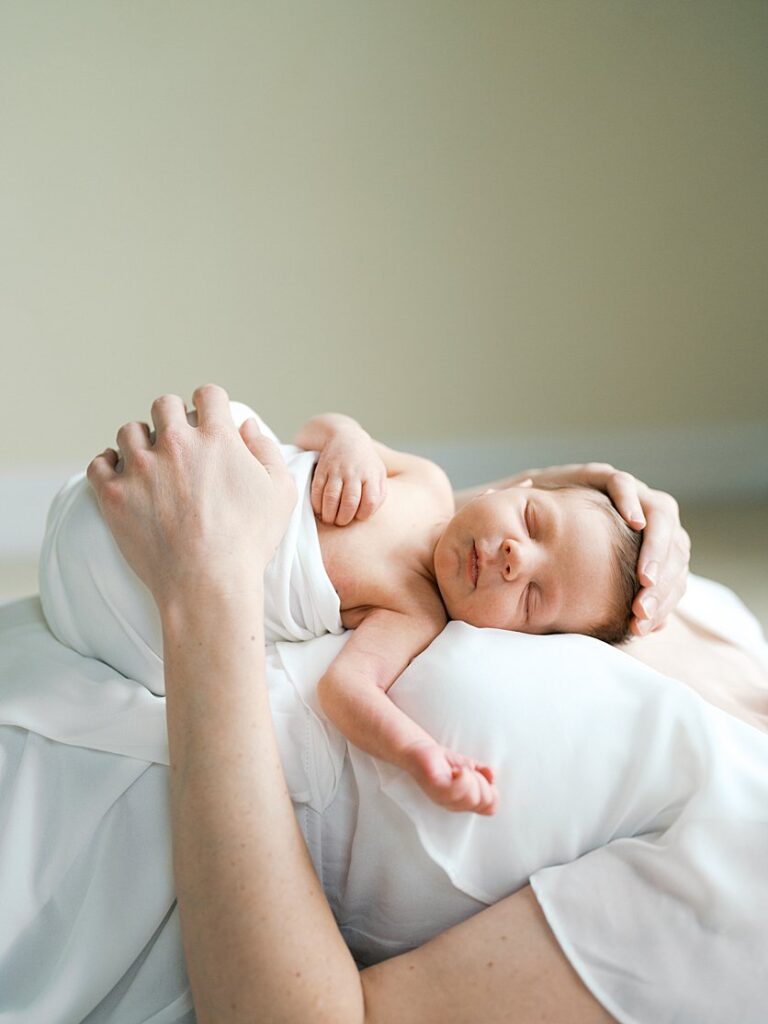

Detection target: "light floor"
[1, 499, 766, 633]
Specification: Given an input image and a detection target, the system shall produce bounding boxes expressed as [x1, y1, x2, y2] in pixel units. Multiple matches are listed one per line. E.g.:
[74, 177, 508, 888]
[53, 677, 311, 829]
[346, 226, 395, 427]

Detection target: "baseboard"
[2, 420, 767, 560]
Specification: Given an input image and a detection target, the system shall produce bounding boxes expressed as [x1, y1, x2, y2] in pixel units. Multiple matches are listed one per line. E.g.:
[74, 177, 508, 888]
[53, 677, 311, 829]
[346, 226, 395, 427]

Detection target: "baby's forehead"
[532, 485, 610, 516]
[533, 487, 616, 556]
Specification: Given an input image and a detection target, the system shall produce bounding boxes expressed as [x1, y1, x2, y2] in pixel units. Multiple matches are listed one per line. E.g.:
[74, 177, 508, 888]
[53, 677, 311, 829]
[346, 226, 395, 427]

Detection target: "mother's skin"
[87, 384, 691, 1024]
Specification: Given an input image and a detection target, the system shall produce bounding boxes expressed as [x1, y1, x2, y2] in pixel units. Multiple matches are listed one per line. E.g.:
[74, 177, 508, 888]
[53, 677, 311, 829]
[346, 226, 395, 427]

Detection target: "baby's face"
[434, 486, 615, 635]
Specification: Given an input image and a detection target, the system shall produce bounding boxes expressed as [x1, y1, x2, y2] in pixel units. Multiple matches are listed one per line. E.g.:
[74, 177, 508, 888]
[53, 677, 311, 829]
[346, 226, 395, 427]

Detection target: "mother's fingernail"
[639, 595, 658, 618]
[636, 619, 652, 635]
[643, 561, 659, 585]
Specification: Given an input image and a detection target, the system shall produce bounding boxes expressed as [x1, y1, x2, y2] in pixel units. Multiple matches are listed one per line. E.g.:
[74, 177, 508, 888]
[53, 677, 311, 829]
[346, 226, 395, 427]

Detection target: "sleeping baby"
[39, 401, 640, 815]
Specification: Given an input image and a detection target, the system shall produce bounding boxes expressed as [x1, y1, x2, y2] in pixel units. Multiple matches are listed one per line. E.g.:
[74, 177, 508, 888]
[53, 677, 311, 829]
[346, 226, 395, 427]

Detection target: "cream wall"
[2, 1, 766, 474]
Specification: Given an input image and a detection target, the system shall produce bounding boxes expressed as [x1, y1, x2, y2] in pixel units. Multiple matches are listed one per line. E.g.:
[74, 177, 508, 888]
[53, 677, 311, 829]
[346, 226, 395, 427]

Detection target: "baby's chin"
[451, 606, 503, 631]
[435, 581, 458, 621]
[437, 590, 477, 628]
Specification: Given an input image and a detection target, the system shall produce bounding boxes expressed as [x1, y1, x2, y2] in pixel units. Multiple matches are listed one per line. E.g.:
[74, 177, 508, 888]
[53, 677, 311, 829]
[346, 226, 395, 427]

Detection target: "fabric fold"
[0, 597, 344, 813]
[3, 534, 768, 1021]
[37, 402, 343, 698]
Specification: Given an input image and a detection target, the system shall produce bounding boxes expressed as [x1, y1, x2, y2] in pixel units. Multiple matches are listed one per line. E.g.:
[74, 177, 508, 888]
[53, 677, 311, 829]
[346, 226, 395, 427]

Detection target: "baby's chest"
[316, 487, 441, 618]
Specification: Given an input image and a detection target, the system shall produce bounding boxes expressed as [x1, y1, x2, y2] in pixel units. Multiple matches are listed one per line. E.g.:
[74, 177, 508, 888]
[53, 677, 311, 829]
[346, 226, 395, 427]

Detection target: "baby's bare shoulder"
[377, 576, 447, 631]
[342, 574, 446, 634]
[413, 457, 453, 510]
[387, 459, 453, 515]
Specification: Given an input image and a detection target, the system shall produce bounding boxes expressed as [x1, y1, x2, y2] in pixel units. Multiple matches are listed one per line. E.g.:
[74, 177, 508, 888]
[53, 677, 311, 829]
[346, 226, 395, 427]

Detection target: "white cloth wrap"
[37, 402, 343, 695]
[7, 416, 768, 1024]
[1, 577, 768, 1022]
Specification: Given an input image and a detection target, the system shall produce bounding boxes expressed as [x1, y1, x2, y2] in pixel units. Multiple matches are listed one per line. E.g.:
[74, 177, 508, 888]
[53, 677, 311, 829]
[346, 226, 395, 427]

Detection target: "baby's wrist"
[396, 739, 439, 775]
[319, 413, 362, 435]
[331, 416, 371, 446]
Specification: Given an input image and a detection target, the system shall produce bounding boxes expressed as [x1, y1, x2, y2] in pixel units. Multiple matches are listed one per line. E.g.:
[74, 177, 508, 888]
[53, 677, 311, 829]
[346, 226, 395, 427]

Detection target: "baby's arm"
[296, 412, 453, 525]
[317, 608, 498, 815]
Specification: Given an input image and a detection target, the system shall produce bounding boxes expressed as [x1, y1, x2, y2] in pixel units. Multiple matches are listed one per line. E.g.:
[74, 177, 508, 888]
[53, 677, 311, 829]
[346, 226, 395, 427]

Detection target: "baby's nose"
[501, 538, 535, 581]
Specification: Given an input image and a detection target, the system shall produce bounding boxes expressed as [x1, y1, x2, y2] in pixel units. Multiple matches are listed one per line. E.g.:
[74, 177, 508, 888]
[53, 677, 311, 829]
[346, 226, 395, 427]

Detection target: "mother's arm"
[162, 580, 613, 1024]
[88, 385, 614, 1024]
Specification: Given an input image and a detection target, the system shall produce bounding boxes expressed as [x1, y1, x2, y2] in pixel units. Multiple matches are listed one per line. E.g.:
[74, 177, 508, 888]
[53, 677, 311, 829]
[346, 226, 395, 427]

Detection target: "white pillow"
[278, 579, 768, 905]
[378, 624, 720, 902]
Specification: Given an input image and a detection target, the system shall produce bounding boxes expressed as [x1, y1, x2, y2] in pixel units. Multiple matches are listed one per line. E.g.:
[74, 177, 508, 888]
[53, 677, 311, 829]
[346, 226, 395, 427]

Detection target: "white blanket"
[1, 576, 768, 1022]
[38, 402, 343, 696]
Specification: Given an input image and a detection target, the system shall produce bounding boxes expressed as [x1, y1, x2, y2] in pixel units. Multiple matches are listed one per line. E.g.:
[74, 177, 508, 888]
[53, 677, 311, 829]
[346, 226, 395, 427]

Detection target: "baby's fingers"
[318, 477, 343, 524]
[335, 480, 363, 526]
[310, 468, 329, 519]
[357, 477, 387, 521]
[310, 472, 323, 517]
[448, 766, 498, 816]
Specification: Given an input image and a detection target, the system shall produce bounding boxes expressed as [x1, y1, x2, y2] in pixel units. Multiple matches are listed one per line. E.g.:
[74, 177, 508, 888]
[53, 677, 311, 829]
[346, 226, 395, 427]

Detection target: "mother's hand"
[86, 384, 296, 609]
[516, 462, 690, 636]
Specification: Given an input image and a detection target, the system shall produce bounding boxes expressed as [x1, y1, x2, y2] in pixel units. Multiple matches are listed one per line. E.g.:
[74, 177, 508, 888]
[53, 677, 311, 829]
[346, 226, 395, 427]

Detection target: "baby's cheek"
[466, 593, 510, 631]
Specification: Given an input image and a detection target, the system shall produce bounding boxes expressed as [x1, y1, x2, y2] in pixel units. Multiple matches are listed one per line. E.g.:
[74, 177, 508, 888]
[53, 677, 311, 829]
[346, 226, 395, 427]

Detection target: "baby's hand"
[311, 428, 388, 526]
[404, 743, 498, 816]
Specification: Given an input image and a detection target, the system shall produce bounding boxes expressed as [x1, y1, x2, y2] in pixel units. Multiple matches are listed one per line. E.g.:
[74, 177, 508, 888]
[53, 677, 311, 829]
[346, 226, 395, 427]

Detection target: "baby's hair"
[578, 489, 642, 644]
[536, 484, 642, 645]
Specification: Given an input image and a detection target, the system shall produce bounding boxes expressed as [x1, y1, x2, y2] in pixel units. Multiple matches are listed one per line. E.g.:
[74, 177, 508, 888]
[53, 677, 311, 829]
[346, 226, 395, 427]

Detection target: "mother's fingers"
[604, 470, 646, 528]
[86, 447, 119, 489]
[192, 383, 232, 430]
[632, 518, 690, 633]
[150, 393, 189, 435]
[651, 574, 688, 629]
[631, 573, 687, 636]
[115, 421, 152, 466]
[636, 496, 679, 586]
[640, 528, 689, 614]
[239, 419, 295, 503]
[239, 418, 285, 472]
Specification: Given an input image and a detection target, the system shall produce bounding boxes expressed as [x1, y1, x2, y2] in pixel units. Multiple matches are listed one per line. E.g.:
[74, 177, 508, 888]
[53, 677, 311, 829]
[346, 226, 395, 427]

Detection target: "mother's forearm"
[160, 587, 364, 1024]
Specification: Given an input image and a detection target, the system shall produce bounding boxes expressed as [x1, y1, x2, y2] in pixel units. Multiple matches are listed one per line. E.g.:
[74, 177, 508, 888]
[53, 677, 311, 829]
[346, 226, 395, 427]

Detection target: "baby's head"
[433, 483, 641, 644]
